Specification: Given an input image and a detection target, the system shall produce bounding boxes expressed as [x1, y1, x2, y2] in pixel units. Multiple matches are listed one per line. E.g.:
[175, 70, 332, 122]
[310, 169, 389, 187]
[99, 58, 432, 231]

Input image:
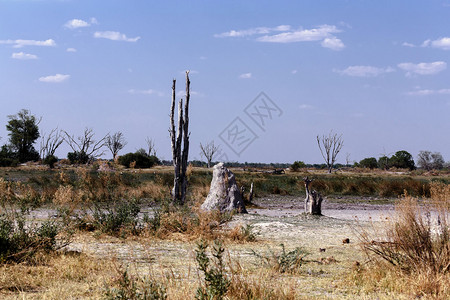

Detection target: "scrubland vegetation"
[0, 163, 448, 299]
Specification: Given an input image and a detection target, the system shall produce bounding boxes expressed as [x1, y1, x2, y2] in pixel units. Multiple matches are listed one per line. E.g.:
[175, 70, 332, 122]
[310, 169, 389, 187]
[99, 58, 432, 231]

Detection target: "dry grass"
[354, 183, 450, 298]
[148, 206, 255, 243]
[0, 251, 116, 299]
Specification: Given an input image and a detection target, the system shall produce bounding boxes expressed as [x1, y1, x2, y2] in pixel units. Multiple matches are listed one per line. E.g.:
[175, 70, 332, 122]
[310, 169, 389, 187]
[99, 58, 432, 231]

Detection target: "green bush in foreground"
[195, 240, 230, 300]
[92, 200, 141, 235]
[0, 212, 61, 263]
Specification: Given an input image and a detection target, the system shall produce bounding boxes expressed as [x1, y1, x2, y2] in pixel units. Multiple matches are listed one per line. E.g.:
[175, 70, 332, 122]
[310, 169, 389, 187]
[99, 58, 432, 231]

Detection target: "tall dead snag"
[169, 71, 191, 204]
[304, 177, 323, 215]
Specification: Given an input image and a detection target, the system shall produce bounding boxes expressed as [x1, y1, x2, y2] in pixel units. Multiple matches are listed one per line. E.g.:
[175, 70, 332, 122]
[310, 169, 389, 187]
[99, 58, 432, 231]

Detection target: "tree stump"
[304, 177, 323, 215]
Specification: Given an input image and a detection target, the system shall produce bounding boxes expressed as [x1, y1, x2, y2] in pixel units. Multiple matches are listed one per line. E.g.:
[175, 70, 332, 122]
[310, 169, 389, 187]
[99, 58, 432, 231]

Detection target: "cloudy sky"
[1, 0, 449, 164]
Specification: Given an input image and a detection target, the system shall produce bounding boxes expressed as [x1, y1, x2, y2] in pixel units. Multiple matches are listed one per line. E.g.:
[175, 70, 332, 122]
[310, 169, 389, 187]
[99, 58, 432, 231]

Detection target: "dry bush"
[226, 224, 256, 242]
[128, 181, 167, 201]
[0, 178, 42, 208]
[144, 205, 255, 243]
[355, 184, 450, 298]
[152, 207, 230, 241]
[431, 182, 450, 207]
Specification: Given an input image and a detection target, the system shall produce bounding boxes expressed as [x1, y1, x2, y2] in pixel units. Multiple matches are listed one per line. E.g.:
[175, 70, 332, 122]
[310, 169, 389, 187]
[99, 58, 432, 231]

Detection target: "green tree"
[389, 150, 415, 170]
[6, 109, 40, 162]
[359, 157, 378, 169]
[290, 161, 306, 172]
[378, 155, 391, 170]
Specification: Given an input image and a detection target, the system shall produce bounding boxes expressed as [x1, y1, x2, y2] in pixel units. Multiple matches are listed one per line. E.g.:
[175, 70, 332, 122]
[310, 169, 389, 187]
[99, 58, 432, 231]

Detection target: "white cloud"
[0, 39, 56, 48]
[11, 52, 37, 60]
[257, 25, 340, 43]
[419, 37, 450, 50]
[65, 19, 90, 29]
[90, 17, 98, 25]
[402, 42, 415, 47]
[39, 74, 70, 83]
[335, 65, 395, 77]
[321, 36, 345, 51]
[239, 73, 252, 79]
[299, 104, 313, 109]
[430, 37, 450, 50]
[398, 61, 446, 76]
[406, 88, 450, 96]
[176, 90, 202, 97]
[215, 24, 345, 50]
[94, 31, 140, 42]
[128, 89, 164, 96]
[291, 70, 298, 74]
[214, 25, 291, 38]
[66, 48, 77, 52]
[421, 39, 431, 47]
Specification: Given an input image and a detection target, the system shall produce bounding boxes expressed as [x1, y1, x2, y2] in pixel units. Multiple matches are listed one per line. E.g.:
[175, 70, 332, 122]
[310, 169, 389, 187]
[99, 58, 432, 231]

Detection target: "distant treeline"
[160, 160, 347, 170]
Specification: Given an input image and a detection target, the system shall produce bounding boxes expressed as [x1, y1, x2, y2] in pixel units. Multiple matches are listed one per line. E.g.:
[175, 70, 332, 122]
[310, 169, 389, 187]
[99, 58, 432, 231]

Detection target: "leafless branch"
[106, 132, 127, 160]
[200, 141, 220, 168]
[317, 131, 344, 173]
[63, 128, 107, 160]
[145, 137, 157, 156]
[40, 128, 64, 159]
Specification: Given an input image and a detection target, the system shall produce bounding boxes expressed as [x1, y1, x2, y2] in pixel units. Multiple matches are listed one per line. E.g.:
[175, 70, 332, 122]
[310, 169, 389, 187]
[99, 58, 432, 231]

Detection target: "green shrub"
[67, 151, 90, 164]
[118, 152, 159, 169]
[92, 200, 141, 235]
[0, 212, 61, 263]
[0, 144, 19, 167]
[105, 268, 167, 300]
[389, 150, 415, 170]
[195, 240, 230, 300]
[290, 161, 306, 172]
[359, 157, 378, 169]
[252, 244, 309, 274]
[43, 154, 58, 168]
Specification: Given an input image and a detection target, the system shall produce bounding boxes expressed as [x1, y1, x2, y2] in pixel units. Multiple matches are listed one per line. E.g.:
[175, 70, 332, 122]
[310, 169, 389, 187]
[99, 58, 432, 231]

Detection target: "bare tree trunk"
[303, 177, 323, 215]
[248, 182, 254, 203]
[169, 72, 191, 205]
[180, 72, 190, 203]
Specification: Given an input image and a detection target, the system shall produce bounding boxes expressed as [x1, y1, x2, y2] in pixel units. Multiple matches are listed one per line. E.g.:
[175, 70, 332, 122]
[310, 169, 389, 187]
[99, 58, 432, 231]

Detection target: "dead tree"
[106, 132, 127, 161]
[248, 182, 254, 203]
[303, 177, 323, 215]
[317, 131, 344, 174]
[169, 71, 191, 204]
[40, 128, 64, 160]
[145, 137, 157, 156]
[63, 128, 107, 163]
[200, 141, 220, 168]
[240, 182, 254, 203]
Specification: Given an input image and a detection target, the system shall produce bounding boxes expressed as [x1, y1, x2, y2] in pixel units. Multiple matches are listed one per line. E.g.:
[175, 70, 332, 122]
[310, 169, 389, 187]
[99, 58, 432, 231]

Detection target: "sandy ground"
[17, 196, 402, 298]
[63, 195, 390, 270]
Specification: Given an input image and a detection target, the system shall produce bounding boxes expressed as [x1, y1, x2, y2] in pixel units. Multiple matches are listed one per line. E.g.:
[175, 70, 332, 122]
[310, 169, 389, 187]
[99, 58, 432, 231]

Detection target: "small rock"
[319, 248, 326, 252]
[342, 238, 350, 244]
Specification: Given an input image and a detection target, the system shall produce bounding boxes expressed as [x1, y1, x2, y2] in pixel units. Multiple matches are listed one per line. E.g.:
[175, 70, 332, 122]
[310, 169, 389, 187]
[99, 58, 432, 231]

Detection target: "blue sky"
[1, 0, 449, 164]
